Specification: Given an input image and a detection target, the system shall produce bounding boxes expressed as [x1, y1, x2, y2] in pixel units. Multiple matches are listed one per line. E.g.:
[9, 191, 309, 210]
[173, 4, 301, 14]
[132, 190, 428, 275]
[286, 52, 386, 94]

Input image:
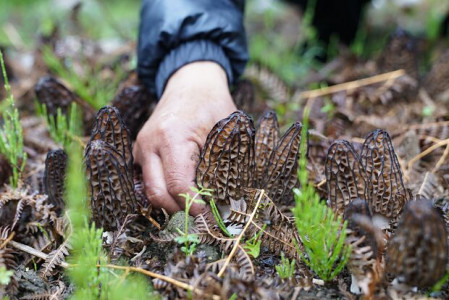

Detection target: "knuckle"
[145, 186, 166, 207]
[166, 176, 189, 197]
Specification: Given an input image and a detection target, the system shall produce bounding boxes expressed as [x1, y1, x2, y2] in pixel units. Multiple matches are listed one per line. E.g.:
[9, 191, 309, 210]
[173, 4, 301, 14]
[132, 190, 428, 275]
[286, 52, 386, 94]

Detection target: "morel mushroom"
[253, 111, 279, 188]
[196, 111, 255, 205]
[360, 129, 409, 220]
[34, 76, 95, 130]
[378, 28, 418, 80]
[325, 140, 369, 216]
[111, 85, 154, 139]
[386, 199, 448, 288]
[90, 106, 133, 170]
[85, 140, 137, 231]
[43, 149, 67, 214]
[35, 76, 76, 116]
[231, 79, 255, 113]
[423, 49, 449, 100]
[0, 154, 12, 187]
[261, 122, 304, 205]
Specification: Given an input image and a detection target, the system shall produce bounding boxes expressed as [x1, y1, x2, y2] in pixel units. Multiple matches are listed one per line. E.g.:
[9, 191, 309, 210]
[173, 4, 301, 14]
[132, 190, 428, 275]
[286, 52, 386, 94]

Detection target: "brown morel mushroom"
[34, 76, 76, 116]
[386, 199, 448, 288]
[253, 111, 279, 188]
[423, 49, 449, 100]
[196, 111, 255, 205]
[378, 28, 418, 80]
[0, 154, 12, 187]
[43, 149, 67, 214]
[325, 140, 369, 216]
[111, 84, 154, 139]
[360, 129, 409, 221]
[85, 140, 137, 231]
[344, 199, 385, 296]
[34, 76, 95, 129]
[231, 79, 255, 113]
[261, 122, 304, 205]
[90, 106, 133, 170]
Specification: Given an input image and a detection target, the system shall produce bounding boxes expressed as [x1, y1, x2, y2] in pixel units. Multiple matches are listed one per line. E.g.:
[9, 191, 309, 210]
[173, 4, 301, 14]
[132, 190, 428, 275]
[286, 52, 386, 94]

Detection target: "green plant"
[174, 186, 208, 256]
[0, 266, 14, 285]
[243, 224, 265, 259]
[210, 198, 232, 237]
[275, 252, 296, 280]
[35, 102, 82, 150]
[0, 51, 27, 188]
[65, 135, 151, 299]
[293, 107, 351, 281]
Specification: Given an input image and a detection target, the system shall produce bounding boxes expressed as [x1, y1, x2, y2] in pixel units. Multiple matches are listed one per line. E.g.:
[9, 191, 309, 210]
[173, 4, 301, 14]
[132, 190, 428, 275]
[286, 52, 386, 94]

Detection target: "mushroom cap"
[253, 110, 279, 188]
[43, 149, 67, 214]
[360, 129, 409, 219]
[386, 199, 448, 288]
[261, 121, 304, 205]
[196, 111, 255, 205]
[85, 139, 137, 231]
[325, 140, 369, 216]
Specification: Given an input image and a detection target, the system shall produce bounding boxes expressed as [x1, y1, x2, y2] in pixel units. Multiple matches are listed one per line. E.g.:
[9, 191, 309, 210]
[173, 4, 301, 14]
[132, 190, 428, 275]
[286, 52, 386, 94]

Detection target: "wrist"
[164, 61, 229, 94]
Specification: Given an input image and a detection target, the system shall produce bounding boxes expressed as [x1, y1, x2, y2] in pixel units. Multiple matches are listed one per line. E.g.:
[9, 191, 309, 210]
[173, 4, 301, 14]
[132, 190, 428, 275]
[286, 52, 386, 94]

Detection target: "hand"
[133, 61, 237, 216]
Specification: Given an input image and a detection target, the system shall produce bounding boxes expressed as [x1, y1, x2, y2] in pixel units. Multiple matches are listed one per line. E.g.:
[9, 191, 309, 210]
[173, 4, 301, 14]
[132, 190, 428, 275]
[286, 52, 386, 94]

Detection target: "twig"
[217, 189, 265, 277]
[433, 142, 449, 173]
[104, 264, 220, 299]
[298, 69, 405, 100]
[9, 240, 70, 268]
[9, 239, 218, 297]
[407, 138, 449, 170]
[0, 231, 15, 249]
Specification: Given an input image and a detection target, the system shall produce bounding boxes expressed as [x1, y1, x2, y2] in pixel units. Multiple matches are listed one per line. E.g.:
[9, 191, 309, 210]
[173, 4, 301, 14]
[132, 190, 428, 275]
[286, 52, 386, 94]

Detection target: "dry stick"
[298, 69, 405, 100]
[217, 189, 265, 278]
[433, 142, 449, 173]
[9, 240, 69, 268]
[8, 240, 215, 297]
[0, 231, 15, 249]
[407, 138, 449, 170]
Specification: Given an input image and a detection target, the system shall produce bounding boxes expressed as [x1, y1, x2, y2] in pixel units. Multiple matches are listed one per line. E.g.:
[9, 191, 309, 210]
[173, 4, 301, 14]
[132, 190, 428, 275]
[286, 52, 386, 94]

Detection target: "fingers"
[160, 141, 206, 216]
[140, 152, 181, 214]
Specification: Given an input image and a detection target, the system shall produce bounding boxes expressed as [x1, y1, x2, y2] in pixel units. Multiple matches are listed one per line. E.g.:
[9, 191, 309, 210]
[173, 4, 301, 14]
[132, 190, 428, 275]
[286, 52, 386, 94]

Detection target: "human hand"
[133, 61, 237, 215]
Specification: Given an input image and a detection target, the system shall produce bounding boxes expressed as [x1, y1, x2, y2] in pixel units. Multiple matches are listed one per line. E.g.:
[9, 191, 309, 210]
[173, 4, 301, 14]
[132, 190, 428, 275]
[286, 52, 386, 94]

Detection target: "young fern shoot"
[293, 107, 351, 281]
[0, 51, 27, 188]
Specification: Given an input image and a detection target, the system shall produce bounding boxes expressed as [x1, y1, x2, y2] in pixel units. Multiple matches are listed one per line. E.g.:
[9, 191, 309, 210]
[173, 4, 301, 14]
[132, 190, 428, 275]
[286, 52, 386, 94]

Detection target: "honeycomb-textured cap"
[43, 149, 67, 214]
[253, 110, 279, 188]
[325, 140, 369, 216]
[196, 111, 255, 205]
[261, 122, 305, 205]
[85, 140, 137, 231]
[386, 199, 448, 288]
[360, 129, 409, 219]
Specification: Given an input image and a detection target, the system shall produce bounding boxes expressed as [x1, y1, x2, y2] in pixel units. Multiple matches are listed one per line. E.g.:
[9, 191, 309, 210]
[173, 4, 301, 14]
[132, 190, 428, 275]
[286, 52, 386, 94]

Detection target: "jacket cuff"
[155, 40, 233, 98]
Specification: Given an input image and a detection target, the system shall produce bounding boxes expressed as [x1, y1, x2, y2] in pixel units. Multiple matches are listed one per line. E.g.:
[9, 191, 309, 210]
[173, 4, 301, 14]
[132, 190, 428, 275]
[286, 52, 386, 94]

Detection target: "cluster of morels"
[80, 103, 448, 298]
[325, 130, 448, 296]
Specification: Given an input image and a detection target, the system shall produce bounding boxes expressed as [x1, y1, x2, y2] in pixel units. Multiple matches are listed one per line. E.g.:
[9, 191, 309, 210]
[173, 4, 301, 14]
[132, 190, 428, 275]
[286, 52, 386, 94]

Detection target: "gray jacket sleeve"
[137, 0, 248, 98]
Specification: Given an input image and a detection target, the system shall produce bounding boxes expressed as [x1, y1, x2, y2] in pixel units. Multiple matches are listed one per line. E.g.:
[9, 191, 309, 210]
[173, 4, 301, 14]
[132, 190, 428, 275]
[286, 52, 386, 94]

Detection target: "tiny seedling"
[243, 224, 266, 258]
[275, 252, 296, 280]
[174, 186, 208, 256]
[0, 50, 27, 188]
